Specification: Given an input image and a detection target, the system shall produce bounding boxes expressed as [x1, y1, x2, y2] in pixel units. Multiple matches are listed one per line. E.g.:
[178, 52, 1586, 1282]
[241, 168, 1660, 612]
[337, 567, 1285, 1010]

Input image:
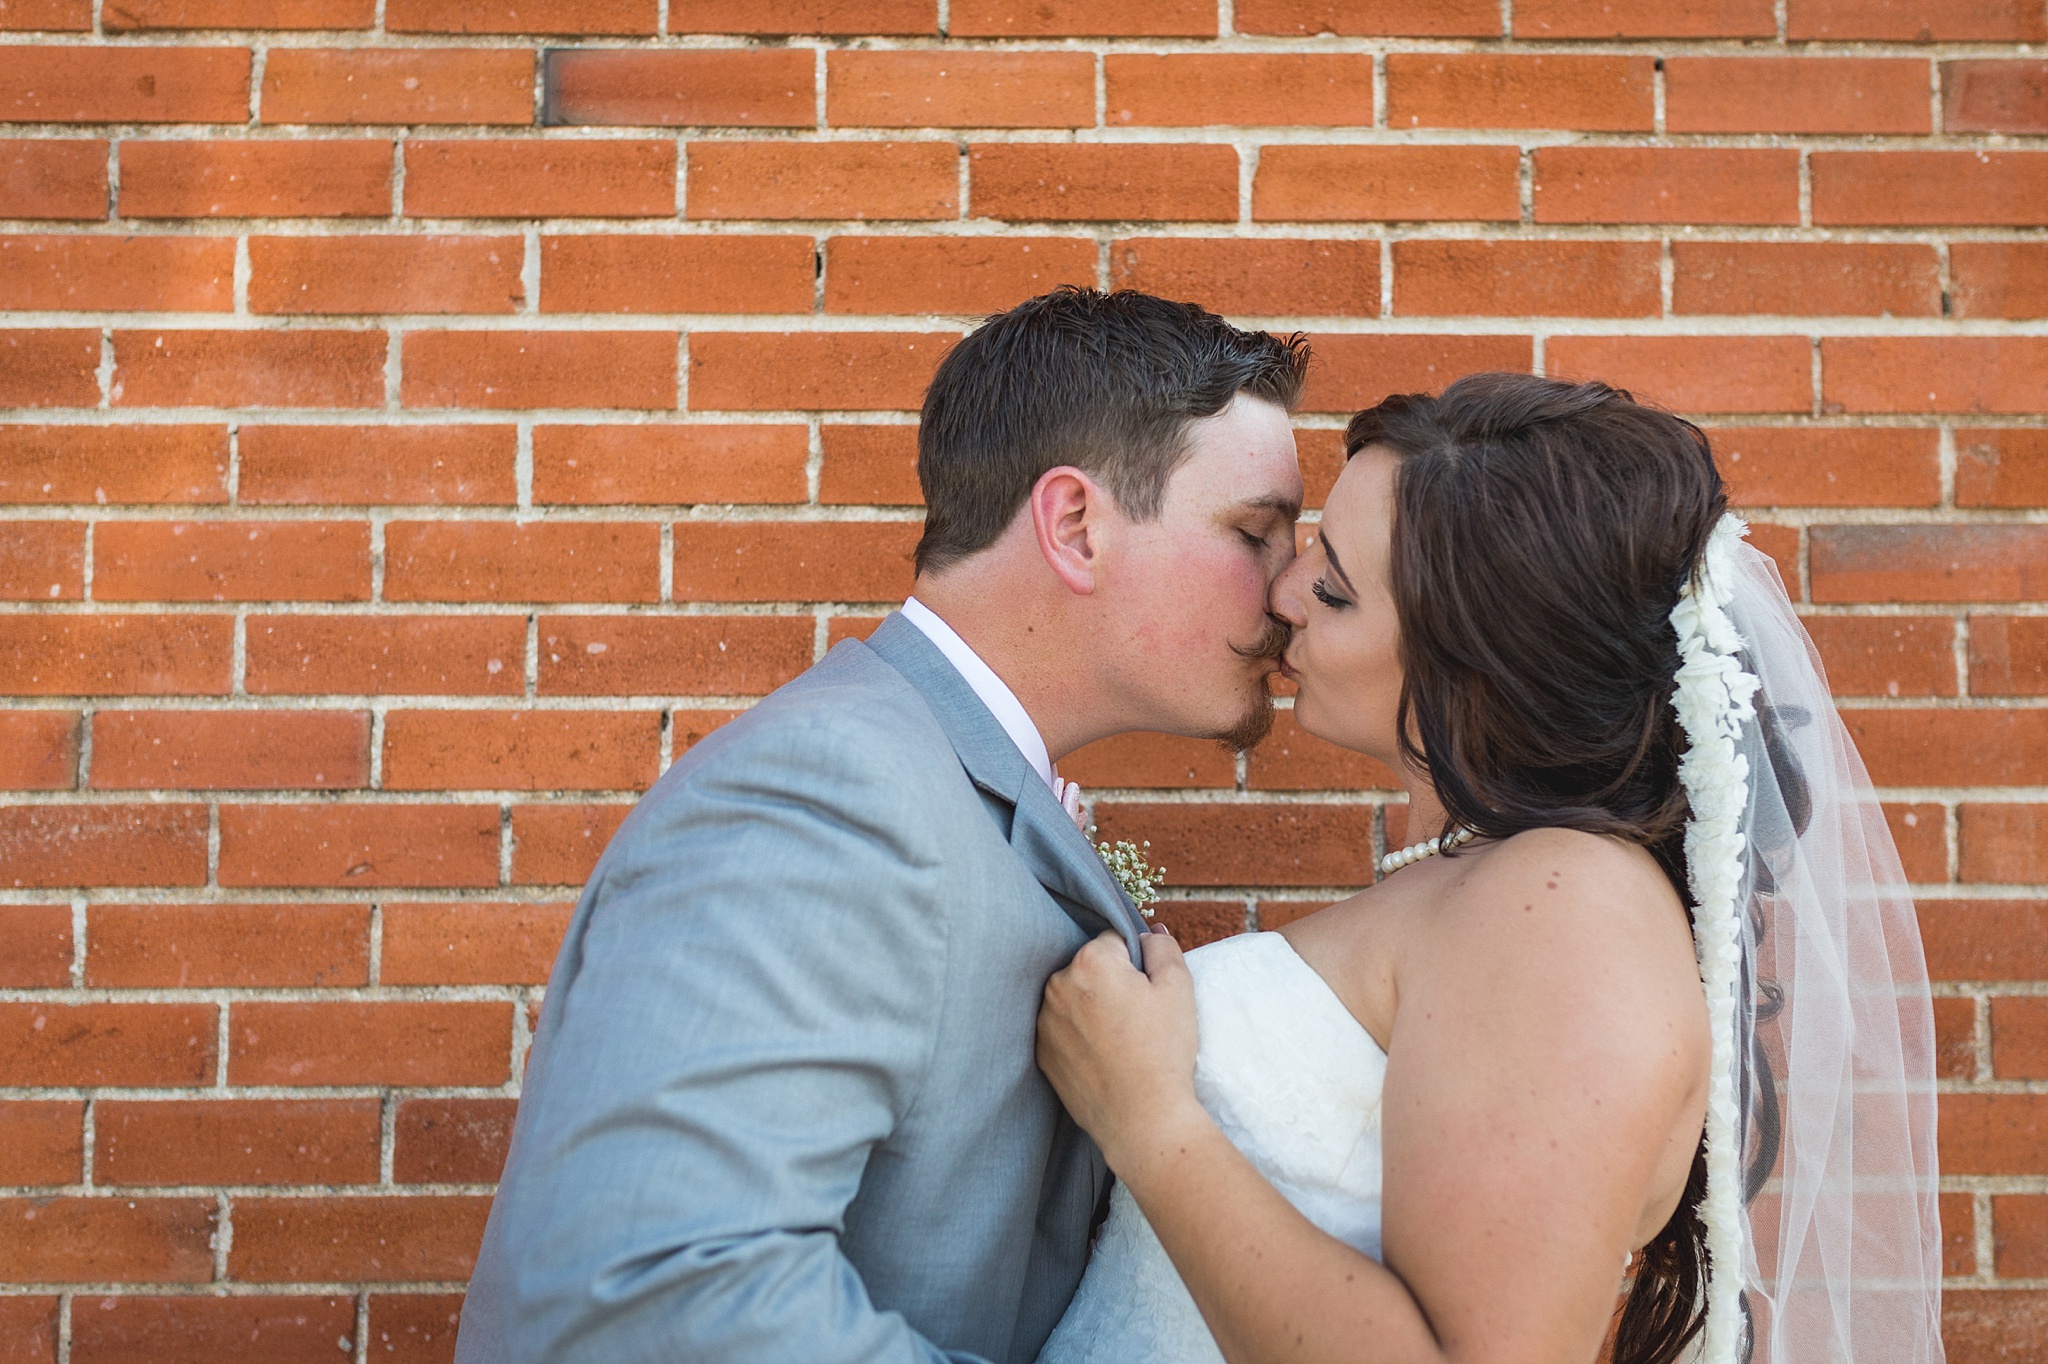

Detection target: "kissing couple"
[457, 289, 1944, 1364]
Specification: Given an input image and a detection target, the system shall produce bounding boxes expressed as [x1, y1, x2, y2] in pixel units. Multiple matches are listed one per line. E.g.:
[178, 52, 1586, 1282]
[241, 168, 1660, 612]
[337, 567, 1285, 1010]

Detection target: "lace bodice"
[1036, 931, 1387, 1364]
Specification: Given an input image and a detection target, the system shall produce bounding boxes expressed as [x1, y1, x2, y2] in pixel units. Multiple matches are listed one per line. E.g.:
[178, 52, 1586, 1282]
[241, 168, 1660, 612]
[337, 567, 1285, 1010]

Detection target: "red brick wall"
[0, 2, 2042, 1359]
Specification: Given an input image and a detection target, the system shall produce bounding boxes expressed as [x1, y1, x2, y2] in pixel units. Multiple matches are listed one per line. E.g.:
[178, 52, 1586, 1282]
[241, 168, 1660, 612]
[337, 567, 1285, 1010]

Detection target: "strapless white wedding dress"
[1036, 931, 1387, 1364]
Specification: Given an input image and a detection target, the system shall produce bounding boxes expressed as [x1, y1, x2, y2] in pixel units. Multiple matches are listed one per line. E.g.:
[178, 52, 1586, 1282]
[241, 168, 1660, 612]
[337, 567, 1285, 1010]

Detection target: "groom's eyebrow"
[1321, 536, 1358, 594]
[1232, 494, 1301, 522]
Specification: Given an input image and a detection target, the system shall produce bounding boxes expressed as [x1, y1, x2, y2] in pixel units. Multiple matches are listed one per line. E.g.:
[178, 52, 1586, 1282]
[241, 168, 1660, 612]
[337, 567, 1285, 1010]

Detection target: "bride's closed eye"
[1310, 578, 1351, 609]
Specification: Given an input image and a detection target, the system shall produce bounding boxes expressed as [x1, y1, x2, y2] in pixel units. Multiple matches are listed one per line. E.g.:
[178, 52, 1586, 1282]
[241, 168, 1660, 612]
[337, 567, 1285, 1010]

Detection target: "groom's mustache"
[1232, 613, 1293, 666]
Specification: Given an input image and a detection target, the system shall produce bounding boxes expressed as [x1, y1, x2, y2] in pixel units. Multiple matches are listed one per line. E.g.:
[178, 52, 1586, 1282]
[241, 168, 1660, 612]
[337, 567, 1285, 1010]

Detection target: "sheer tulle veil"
[1699, 527, 1945, 1364]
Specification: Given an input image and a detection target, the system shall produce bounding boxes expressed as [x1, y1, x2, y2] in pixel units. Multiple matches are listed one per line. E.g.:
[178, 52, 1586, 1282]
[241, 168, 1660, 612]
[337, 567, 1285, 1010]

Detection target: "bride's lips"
[1276, 654, 1298, 681]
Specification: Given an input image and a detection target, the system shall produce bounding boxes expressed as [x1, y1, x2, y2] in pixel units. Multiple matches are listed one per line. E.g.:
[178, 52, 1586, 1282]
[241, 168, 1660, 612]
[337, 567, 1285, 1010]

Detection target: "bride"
[1035, 374, 1944, 1364]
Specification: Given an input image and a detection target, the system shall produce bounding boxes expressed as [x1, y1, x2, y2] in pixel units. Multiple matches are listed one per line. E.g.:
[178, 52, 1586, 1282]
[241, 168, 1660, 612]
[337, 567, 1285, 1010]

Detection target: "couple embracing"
[457, 289, 1944, 1364]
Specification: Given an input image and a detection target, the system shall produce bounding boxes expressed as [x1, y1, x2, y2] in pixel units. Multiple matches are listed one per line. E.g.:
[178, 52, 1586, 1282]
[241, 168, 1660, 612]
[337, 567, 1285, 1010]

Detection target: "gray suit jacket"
[456, 613, 1149, 1364]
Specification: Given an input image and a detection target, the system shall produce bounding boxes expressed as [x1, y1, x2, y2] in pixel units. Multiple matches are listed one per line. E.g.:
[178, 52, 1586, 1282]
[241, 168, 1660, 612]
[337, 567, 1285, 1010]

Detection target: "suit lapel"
[865, 613, 1148, 961]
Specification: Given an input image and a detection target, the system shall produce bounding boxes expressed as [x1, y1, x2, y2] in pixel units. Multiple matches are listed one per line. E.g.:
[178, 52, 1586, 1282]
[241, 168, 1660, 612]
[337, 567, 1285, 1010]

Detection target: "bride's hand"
[1037, 930, 1207, 1176]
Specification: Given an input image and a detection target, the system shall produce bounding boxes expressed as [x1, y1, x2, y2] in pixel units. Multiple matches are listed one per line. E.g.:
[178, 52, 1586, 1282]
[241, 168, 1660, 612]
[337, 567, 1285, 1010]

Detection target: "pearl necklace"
[1378, 826, 1474, 877]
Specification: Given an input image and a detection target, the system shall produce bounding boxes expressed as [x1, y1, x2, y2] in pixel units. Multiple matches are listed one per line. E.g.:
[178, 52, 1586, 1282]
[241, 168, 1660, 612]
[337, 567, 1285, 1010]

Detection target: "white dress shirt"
[899, 596, 1056, 792]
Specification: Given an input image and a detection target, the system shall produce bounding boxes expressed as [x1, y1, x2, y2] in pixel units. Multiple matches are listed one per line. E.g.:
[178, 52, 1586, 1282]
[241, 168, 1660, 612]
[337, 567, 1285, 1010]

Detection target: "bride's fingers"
[1138, 927, 1188, 984]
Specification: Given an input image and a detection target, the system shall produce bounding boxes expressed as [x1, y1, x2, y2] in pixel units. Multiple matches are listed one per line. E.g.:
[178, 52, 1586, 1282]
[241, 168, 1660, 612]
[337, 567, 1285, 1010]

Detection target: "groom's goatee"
[1217, 614, 1292, 752]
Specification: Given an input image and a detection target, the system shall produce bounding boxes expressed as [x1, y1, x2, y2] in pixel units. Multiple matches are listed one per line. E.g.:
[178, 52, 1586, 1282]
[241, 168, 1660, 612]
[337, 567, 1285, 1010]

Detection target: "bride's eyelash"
[1311, 579, 1350, 610]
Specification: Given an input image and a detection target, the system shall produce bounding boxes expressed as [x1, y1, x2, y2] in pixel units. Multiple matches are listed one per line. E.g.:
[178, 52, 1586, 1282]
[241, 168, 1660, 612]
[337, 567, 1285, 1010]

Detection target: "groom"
[456, 288, 1308, 1364]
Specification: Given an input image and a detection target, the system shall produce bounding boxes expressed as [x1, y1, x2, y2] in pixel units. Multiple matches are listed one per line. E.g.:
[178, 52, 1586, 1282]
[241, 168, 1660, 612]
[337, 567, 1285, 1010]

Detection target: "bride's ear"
[1030, 466, 1104, 596]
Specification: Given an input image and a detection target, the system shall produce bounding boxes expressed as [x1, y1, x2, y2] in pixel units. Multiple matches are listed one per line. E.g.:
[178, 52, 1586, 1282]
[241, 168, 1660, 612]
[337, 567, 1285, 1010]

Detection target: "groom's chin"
[1211, 691, 1276, 754]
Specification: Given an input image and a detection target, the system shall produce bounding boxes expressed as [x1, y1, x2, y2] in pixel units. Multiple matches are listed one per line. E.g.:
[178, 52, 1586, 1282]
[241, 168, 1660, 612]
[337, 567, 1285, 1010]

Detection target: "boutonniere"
[1093, 838, 1163, 919]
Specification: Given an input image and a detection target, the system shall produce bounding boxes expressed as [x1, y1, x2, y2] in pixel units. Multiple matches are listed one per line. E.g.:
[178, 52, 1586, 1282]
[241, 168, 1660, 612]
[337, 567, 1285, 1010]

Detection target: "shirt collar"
[898, 596, 1055, 792]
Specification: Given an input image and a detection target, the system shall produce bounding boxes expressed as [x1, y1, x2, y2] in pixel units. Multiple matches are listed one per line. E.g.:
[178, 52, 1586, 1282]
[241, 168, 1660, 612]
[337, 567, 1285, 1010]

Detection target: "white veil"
[1698, 531, 1945, 1364]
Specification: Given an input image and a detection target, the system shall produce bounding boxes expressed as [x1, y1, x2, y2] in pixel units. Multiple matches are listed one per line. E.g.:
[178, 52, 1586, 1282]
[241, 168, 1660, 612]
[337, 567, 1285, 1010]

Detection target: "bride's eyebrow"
[1320, 535, 1358, 595]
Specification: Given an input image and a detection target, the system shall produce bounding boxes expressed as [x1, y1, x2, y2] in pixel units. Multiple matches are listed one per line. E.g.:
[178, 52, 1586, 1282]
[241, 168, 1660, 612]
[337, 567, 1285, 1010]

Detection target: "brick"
[1788, 0, 2046, 40]
[1958, 428, 2048, 508]
[1535, 148, 1799, 225]
[240, 424, 516, 504]
[1823, 338, 2048, 414]
[689, 331, 953, 411]
[1933, 996, 1975, 1077]
[1061, 732, 1237, 789]
[0, 1103, 81, 1185]
[1962, 804, 2048, 884]
[103, 0, 372, 26]
[1393, 240, 1657, 318]
[1514, 0, 1775, 34]
[0, 1198, 214, 1283]
[0, 46, 247, 123]
[1996, 1195, 2048, 1276]
[249, 235, 524, 315]
[1950, 243, 2048, 320]
[1548, 336, 1811, 415]
[0, 139, 107, 220]
[0, 329, 98, 407]
[69, 1296, 358, 1364]
[1387, 54, 1651, 131]
[1922, 901, 2048, 981]
[1711, 426, 1940, 508]
[819, 424, 921, 505]
[395, 1097, 518, 1183]
[0, 906, 69, 987]
[825, 614, 886, 646]
[93, 520, 371, 602]
[366, 1295, 464, 1364]
[1942, 1191, 1977, 1277]
[0, 0, 87, 27]
[1106, 54, 1374, 128]
[533, 424, 806, 503]
[686, 140, 956, 220]
[1813, 152, 2048, 227]
[1300, 334, 1531, 413]
[217, 803, 501, 888]
[90, 709, 368, 790]
[1234, 0, 1499, 34]
[1674, 242, 1940, 319]
[0, 234, 231, 311]
[546, 48, 810, 127]
[0, 614, 231, 695]
[111, 329, 387, 408]
[1943, 1094, 2048, 1176]
[833, 51, 1092, 129]
[263, 48, 532, 126]
[230, 1194, 492, 1281]
[0, 712, 76, 790]
[971, 144, 1238, 223]
[384, 708, 659, 792]
[1818, 522, 2039, 602]
[0, 805, 207, 888]
[232, 1000, 511, 1086]
[1254, 145, 1521, 223]
[96, 1099, 381, 1187]
[0, 1298, 56, 1364]
[383, 903, 570, 986]
[1945, 60, 2048, 134]
[87, 902, 370, 987]
[950, 0, 1213, 34]
[246, 614, 524, 696]
[1297, 429, 1343, 509]
[385, 520, 661, 602]
[1843, 708, 2048, 787]
[0, 520, 81, 601]
[403, 329, 677, 410]
[404, 139, 674, 218]
[1970, 615, 2048, 697]
[510, 801, 630, 884]
[120, 140, 391, 219]
[1247, 710, 1402, 790]
[1110, 237, 1378, 318]
[0, 1001, 214, 1084]
[1666, 58, 1930, 134]
[1884, 801, 1947, 882]
[671, 0, 934, 32]
[673, 520, 919, 602]
[541, 233, 813, 313]
[1945, 1290, 2048, 1364]
[389, 0, 656, 32]
[562, 614, 799, 701]
[1803, 615, 1956, 697]
[1149, 899, 1249, 948]
[0, 425, 226, 504]
[1094, 801, 1372, 887]
[825, 235, 1094, 315]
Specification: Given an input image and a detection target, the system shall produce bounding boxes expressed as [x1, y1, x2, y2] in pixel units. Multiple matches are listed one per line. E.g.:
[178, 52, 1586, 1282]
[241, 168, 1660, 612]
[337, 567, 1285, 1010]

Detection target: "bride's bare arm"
[1036, 829, 1709, 1364]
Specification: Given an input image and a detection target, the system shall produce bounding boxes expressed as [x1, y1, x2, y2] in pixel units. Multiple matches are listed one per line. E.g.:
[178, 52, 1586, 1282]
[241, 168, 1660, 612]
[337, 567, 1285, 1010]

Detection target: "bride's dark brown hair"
[1346, 372, 1727, 1364]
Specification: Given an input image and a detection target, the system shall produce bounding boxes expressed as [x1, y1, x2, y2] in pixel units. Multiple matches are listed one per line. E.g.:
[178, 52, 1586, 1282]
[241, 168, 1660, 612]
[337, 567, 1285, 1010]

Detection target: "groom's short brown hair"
[913, 287, 1309, 575]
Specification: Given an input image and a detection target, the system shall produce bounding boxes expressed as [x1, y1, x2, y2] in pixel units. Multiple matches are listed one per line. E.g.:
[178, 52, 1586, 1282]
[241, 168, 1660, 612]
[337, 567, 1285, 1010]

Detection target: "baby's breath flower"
[1094, 839, 1164, 918]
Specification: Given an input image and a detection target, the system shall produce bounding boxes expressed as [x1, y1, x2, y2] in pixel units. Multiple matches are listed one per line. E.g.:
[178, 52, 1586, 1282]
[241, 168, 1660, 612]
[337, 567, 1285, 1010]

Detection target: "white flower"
[1095, 839, 1164, 918]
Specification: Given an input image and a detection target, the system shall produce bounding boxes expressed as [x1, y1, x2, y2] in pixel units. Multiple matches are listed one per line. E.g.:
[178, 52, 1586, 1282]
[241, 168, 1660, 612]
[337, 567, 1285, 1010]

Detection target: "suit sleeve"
[458, 715, 981, 1364]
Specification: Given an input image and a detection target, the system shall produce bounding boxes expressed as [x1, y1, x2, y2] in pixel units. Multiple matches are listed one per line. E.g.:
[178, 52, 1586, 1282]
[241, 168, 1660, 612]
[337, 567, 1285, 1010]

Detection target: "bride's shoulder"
[1432, 827, 1689, 963]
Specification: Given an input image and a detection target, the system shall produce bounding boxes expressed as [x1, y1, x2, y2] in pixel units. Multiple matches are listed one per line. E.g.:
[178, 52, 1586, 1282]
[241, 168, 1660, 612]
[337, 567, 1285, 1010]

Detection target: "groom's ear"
[1029, 466, 1103, 596]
